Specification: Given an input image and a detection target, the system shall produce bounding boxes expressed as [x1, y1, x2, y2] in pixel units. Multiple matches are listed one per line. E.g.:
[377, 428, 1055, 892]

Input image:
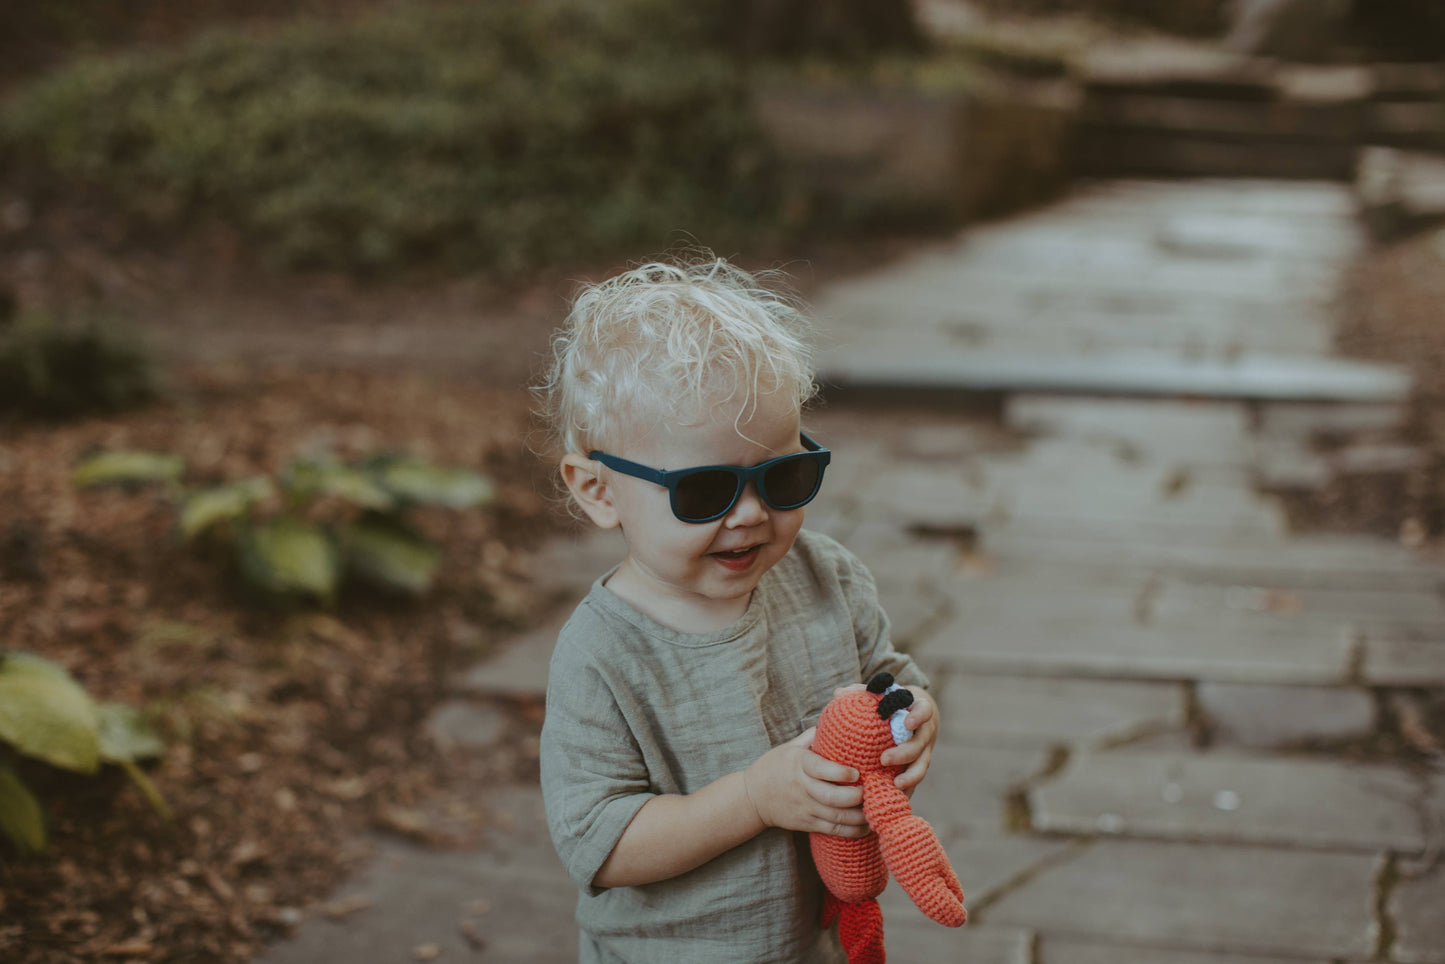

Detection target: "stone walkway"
[258, 180, 1445, 963]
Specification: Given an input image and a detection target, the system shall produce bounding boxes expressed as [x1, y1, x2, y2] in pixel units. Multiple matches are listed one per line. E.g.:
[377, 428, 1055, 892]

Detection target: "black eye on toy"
[866, 672, 895, 694]
[877, 688, 914, 721]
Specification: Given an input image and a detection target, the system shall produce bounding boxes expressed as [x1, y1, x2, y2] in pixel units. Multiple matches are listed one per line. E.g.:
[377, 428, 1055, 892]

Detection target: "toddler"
[536, 253, 938, 963]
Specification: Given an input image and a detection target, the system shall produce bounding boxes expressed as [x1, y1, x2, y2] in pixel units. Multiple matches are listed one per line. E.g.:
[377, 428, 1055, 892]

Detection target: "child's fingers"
[904, 689, 936, 730]
[879, 734, 924, 768]
[802, 750, 859, 787]
[807, 799, 870, 837]
[893, 744, 933, 790]
[804, 774, 864, 811]
[832, 682, 866, 699]
[788, 726, 817, 749]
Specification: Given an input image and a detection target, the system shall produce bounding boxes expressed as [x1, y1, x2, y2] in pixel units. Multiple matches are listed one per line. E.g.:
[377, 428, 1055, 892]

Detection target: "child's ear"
[560, 453, 620, 529]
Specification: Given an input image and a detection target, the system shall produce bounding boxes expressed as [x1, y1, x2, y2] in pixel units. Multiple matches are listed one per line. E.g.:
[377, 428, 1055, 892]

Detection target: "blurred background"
[0, 1, 1443, 962]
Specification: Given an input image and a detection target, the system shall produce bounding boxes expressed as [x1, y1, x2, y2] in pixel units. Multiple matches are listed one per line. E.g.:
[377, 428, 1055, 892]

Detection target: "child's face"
[602, 389, 808, 630]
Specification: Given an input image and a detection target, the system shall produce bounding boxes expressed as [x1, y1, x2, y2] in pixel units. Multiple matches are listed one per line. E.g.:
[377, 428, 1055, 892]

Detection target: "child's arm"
[593, 727, 870, 888]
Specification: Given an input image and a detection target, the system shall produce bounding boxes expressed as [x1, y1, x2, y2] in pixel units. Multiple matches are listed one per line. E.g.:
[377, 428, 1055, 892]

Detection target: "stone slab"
[839, 519, 972, 582]
[1086, 91, 1362, 140]
[982, 840, 1380, 959]
[1390, 859, 1445, 964]
[425, 700, 507, 751]
[846, 465, 1004, 529]
[911, 744, 1053, 840]
[939, 674, 1187, 749]
[1251, 440, 1333, 491]
[916, 605, 1354, 685]
[516, 526, 624, 597]
[1148, 577, 1445, 632]
[878, 917, 1031, 962]
[1040, 938, 1329, 964]
[826, 348, 1410, 404]
[1362, 633, 1445, 685]
[978, 527, 1437, 591]
[874, 579, 949, 651]
[1030, 750, 1425, 852]
[939, 837, 1082, 908]
[257, 788, 575, 964]
[856, 348, 1409, 404]
[1197, 682, 1377, 748]
[456, 606, 569, 700]
[1256, 400, 1410, 439]
[1006, 397, 1254, 463]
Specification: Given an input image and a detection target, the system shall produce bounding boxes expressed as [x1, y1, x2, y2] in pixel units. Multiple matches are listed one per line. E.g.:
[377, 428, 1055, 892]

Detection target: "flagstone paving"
[259, 179, 1443, 963]
[1030, 750, 1427, 851]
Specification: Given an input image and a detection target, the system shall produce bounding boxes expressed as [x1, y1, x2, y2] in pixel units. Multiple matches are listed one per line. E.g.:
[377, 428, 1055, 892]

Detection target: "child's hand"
[743, 728, 870, 838]
[879, 686, 938, 792]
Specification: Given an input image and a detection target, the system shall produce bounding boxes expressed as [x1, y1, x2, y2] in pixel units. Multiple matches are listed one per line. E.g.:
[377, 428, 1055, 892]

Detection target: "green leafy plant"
[0, 307, 160, 417]
[74, 450, 495, 603]
[0, 0, 791, 276]
[0, 651, 169, 855]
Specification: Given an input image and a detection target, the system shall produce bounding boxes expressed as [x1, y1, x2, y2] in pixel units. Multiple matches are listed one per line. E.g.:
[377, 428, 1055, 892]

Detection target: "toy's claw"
[891, 834, 966, 928]
[863, 776, 967, 929]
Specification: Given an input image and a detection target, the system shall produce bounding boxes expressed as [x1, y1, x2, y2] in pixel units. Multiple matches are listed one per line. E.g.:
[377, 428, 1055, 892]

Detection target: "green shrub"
[74, 450, 495, 604]
[0, 652, 168, 855]
[0, 307, 160, 417]
[0, 1, 791, 276]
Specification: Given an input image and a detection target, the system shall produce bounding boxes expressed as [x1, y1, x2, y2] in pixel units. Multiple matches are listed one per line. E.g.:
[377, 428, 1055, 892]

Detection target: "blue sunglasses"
[589, 433, 831, 523]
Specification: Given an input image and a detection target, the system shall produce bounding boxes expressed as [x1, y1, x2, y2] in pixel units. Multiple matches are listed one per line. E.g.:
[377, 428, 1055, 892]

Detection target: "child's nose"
[725, 481, 768, 525]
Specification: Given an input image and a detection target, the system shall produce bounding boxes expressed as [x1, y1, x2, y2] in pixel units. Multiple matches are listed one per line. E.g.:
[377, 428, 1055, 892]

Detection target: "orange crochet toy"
[810, 672, 966, 964]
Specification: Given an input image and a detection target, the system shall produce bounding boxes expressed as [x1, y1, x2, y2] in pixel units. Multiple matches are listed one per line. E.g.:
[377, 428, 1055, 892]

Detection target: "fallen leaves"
[0, 368, 562, 963]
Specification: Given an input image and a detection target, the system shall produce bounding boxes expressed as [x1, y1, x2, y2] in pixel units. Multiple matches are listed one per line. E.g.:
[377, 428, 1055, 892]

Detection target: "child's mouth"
[712, 545, 760, 571]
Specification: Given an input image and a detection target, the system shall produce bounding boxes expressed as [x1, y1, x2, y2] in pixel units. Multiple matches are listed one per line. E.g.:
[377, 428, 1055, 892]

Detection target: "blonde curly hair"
[538, 251, 818, 457]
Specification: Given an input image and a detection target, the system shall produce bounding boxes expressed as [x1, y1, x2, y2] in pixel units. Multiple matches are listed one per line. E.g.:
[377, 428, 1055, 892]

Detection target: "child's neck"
[605, 562, 751, 634]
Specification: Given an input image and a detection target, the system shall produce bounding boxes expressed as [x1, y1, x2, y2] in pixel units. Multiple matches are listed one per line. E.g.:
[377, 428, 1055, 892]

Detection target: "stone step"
[1077, 130, 1357, 180]
[982, 840, 1379, 959]
[819, 349, 1411, 405]
[1029, 750, 1427, 852]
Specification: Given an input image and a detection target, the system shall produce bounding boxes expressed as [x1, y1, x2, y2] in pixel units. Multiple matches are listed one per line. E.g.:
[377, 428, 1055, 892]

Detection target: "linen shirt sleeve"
[539, 610, 654, 897]
[831, 537, 931, 692]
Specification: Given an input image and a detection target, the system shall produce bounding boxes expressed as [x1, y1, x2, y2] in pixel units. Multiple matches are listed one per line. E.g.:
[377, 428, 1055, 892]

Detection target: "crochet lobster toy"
[810, 672, 966, 964]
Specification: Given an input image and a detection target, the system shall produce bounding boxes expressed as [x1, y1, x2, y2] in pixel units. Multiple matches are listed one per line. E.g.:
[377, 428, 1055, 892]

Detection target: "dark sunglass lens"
[763, 456, 821, 508]
[674, 470, 740, 521]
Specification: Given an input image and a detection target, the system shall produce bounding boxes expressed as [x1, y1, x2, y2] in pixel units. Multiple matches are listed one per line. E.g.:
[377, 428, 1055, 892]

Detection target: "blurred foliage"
[73, 449, 495, 604]
[0, 306, 161, 418]
[0, 0, 793, 276]
[758, 51, 992, 94]
[692, 0, 926, 62]
[0, 652, 169, 855]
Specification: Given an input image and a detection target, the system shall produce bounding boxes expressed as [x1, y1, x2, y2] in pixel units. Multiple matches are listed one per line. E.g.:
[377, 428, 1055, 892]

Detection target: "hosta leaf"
[283, 460, 394, 510]
[373, 458, 494, 509]
[236, 520, 339, 602]
[179, 476, 275, 540]
[73, 451, 185, 488]
[338, 519, 440, 595]
[97, 703, 166, 763]
[0, 766, 46, 854]
[0, 653, 100, 773]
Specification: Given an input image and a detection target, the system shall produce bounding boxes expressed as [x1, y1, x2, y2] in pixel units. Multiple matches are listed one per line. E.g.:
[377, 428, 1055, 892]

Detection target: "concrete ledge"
[819, 349, 1411, 405]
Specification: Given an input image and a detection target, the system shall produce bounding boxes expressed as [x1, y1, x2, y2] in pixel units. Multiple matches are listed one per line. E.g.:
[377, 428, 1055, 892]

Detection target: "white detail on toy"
[883, 683, 913, 745]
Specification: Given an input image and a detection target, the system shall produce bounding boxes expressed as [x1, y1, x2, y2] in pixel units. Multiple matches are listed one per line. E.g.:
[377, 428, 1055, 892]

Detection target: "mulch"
[0, 365, 565, 963]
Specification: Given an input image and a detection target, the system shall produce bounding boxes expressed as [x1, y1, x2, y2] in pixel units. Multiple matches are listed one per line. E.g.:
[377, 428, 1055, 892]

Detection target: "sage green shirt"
[540, 528, 929, 964]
